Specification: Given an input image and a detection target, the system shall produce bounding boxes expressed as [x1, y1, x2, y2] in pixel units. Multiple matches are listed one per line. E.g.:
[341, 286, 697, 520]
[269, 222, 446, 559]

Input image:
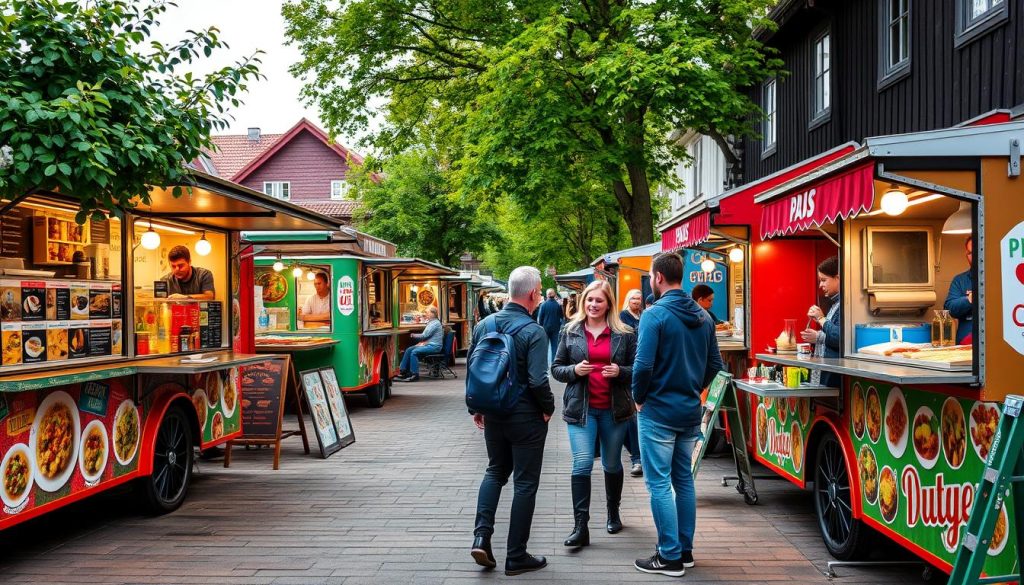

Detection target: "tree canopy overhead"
[285, 0, 781, 246]
[0, 0, 262, 221]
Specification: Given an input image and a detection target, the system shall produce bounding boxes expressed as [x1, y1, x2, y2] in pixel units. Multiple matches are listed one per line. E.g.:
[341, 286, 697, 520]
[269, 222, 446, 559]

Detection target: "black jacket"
[551, 323, 637, 424]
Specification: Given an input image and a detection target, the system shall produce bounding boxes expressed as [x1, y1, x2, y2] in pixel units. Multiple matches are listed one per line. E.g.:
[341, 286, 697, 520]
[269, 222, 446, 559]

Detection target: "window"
[762, 79, 777, 155]
[330, 180, 350, 200]
[812, 31, 831, 124]
[879, 0, 911, 87]
[263, 181, 290, 200]
[955, 0, 1007, 47]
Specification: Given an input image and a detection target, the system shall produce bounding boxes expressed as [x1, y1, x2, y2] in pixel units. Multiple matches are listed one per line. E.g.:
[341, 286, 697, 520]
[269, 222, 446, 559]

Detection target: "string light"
[194, 231, 212, 256]
[140, 221, 160, 250]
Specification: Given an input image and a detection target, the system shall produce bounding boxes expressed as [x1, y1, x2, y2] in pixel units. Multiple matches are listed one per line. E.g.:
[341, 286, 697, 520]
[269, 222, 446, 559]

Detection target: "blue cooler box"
[854, 323, 930, 351]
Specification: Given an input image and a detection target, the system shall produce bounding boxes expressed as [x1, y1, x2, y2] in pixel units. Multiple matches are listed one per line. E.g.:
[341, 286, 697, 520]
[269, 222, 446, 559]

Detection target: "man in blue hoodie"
[631, 252, 724, 577]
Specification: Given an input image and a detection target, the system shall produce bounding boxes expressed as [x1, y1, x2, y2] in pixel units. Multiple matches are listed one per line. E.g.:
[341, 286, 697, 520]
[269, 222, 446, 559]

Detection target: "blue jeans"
[546, 331, 559, 363]
[567, 407, 628, 476]
[624, 416, 641, 465]
[399, 344, 437, 375]
[638, 412, 700, 561]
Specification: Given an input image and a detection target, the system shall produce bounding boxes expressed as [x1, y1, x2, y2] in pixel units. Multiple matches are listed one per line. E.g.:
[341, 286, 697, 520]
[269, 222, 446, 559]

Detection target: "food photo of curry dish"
[36, 403, 74, 480]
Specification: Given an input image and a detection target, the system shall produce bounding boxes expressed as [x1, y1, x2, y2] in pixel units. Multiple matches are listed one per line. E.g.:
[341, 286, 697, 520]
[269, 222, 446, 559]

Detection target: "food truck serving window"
[363, 268, 392, 330]
[254, 263, 333, 333]
[399, 279, 440, 325]
[1, 197, 126, 369]
[132, 218, 228, 356]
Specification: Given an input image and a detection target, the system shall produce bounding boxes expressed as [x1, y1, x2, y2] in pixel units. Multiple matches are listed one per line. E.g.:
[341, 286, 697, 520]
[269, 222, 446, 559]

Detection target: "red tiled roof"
[294, 200, 364, 218]
[206, 133, 284, 179]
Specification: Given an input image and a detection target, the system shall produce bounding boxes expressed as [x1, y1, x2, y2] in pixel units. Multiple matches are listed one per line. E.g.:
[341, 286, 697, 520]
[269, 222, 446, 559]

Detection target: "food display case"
[0, 172, 339, 531]
[681, 121, 1024, 576]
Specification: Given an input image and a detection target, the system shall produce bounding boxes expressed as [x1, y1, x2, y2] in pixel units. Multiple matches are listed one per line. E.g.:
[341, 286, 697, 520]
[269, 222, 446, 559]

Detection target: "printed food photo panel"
[300, 369, 341, 458]
[319, 367, 355, 449]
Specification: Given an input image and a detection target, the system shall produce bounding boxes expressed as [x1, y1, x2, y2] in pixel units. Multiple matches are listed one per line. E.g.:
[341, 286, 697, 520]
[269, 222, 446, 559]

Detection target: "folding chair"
[421, 331, 457, 379]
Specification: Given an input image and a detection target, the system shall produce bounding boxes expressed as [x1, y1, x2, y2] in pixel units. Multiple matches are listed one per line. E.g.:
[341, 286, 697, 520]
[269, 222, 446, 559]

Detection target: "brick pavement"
[0, 364, 938, 585]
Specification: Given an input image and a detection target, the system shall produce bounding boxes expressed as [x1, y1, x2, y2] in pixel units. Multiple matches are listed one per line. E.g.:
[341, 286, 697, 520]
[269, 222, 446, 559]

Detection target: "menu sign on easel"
[238, 358, 288, 439]
[299, 368, 342, 458]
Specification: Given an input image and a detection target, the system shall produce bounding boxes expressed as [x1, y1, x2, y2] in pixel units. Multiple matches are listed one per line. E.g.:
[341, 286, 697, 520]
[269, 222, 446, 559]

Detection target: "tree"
[284, 0, 781, 245]
[0, 0, 262, 221]
[349, 149, 498, 267]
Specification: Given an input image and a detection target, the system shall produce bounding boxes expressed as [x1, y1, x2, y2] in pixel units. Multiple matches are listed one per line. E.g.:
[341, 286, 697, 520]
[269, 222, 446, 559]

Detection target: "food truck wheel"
[141, 406, 194, 514]
[813, 433, 870, 560]
[367, 377, 387, 408]
[382, 363, 392, 399]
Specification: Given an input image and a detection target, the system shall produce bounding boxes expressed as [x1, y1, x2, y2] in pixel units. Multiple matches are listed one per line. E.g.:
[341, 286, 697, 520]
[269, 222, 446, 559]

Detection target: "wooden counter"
[254, 339, 339, 352]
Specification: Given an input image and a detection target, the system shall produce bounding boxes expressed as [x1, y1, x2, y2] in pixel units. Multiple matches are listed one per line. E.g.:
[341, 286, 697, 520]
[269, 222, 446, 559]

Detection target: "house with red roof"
[199, 118, 371, 222]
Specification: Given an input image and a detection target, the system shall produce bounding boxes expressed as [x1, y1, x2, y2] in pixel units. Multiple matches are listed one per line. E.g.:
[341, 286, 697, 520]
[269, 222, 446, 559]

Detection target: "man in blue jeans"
[536, 288, 563, 362]
[395, 306, 443, 382]
[631, 252, 724, 576]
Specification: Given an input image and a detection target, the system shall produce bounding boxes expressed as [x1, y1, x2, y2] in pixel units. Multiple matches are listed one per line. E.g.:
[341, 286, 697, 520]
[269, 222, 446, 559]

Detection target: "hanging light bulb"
[728, 247, 744, 263]
[293, 266, 304, 278]
[942, 200, 972, 234]
[272, 256, 285, 272]
[700, 258, 715, 273]
[306, 270, 316, 281]
[140, 221, 161, 250]
[195, 231, 212, 256]
[880, 186, 909, 216]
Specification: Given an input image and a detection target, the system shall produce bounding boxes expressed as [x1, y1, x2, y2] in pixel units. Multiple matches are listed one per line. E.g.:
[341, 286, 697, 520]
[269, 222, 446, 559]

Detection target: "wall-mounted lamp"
[306, 270, 316, 281]
[140, 221, 161, 250]
[942, 200, 972, 234]
[273, 256, 285, 272]
[195, 231, 212, 256]
[292, 266, 304, 278]
[880, 186, 909, 216]
[728, 247, 744, 263]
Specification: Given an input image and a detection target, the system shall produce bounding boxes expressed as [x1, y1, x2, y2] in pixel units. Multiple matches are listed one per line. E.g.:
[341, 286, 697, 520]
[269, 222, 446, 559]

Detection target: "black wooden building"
[742, 0, 1024, 182]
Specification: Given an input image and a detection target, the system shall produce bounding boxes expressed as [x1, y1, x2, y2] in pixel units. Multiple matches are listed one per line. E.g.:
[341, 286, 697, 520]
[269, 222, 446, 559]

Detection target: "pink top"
[585, 326, 612, 410]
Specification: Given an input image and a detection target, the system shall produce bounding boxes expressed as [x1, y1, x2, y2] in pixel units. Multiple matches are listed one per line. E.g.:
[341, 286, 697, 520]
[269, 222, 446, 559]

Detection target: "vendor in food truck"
[800, 256, 841, 387]
[690, 284, 724, 325]
[943, 236, 974, 344]
[162, 245, 215, 300]
[298, 271, 332, 327]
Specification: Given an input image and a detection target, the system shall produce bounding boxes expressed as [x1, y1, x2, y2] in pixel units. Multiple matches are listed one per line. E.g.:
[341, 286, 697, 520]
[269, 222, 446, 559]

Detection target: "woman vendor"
[800, 256, 841, 387]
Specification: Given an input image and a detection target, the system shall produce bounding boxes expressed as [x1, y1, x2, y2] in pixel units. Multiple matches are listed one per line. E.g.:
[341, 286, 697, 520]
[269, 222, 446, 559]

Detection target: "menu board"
[238, 359, 287, 440]
[299, 368, 341, 458]
[0, 279, 121, 367]
[200, 301, 223, 349]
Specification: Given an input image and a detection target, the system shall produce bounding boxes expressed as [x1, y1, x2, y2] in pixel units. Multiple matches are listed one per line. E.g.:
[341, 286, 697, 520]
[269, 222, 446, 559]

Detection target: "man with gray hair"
[470, 266, 554, 576]
[395, 305, 443, 382]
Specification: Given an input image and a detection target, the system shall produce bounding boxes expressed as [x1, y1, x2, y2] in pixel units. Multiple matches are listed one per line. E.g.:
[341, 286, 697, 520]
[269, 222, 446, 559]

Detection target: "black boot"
[471, 534, 496, 568]
[563, 475, 591, 547]
[605, 470, 624, 534]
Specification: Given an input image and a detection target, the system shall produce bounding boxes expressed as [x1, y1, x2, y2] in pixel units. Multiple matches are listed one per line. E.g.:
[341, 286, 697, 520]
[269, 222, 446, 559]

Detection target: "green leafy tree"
[284, 0, 780, 245]
[350, 149, 498, 267]
[0, 0, 262, 221]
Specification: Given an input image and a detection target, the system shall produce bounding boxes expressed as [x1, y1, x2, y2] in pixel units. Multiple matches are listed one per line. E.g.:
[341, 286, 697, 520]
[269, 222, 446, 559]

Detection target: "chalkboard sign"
[319, 367, 355, 449]
[299, 368, 342, 458]
[239, 358, 288, 440]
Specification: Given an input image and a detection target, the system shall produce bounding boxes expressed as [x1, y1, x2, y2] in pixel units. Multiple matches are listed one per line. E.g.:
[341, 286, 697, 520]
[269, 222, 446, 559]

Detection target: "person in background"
[618, 288, 644, 477]
[632, 252, 724, 577]
[477, 291, 491, 318]
[536, 288, 564, 361]
[298, 272, 331, 327]
[800, 256, 841, 387]
[644, 294, 655, 310]
[551, 280, 637, 548]
[470, 266, 554, 576]
[944, 236, 974, 344]
[163, 245, 214, 300]
[690, 284, 723, 325]
[564, 293, 578, 320]
[395, 306, 442, 382]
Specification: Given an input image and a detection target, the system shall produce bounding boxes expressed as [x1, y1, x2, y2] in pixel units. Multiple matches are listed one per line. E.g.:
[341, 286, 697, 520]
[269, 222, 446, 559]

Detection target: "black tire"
[141, 406, 193, 515]
[814, 433, 871, 560]
[366, 373, 386, 408]
[382, 362, 392, 399]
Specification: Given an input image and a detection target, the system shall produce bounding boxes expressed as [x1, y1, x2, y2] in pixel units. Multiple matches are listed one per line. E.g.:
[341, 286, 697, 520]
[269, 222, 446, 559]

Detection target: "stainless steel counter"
[734, 379, 840, 398]
[754, 354, 978, 386]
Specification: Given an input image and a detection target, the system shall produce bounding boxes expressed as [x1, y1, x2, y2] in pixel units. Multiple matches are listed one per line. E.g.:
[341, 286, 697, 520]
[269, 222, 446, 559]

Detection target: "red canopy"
[661, 210, 710, 251]
[759, 163, 874, 239]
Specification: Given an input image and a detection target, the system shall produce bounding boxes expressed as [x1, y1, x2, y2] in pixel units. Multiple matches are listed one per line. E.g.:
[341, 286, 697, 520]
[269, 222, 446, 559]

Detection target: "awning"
[661, 209, 710, 251]
[759, 163, 874, 239]
[362, 258, 458, 277]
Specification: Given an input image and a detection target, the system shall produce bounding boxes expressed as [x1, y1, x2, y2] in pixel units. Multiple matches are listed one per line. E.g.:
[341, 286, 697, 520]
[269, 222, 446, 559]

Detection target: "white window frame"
[263, 181, 290, 201]
[955, 0, 1007, 48]
[762, 78, 777, 157]
[878, 0, 911, 88]
[330, 180, 351, 200]
[811, 30, 831, 126]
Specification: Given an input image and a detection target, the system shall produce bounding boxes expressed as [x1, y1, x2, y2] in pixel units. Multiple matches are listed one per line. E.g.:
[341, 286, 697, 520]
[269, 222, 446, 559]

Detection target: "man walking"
[536, 288, 564, 361]
[470, 266, 554, 576]
[632, 252, 724, 576]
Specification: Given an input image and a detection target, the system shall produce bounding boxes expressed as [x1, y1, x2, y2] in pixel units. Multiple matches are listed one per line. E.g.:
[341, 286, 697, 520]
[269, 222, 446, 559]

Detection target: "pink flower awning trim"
[759, 163, 874, 239]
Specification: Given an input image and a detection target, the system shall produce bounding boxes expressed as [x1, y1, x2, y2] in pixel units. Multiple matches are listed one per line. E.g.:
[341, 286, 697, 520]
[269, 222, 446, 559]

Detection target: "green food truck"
[242, 231, 458, 407]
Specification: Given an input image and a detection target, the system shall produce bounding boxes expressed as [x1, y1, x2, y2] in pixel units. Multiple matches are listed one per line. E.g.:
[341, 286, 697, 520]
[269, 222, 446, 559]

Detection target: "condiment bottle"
[931, 310, 943, 347]
[941, 310, 956, 347]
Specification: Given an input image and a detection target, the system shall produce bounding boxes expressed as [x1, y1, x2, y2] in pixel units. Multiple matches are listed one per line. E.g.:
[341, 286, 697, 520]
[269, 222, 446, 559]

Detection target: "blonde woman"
[619, 288, 643, 329]
[552, 280, 637, 547]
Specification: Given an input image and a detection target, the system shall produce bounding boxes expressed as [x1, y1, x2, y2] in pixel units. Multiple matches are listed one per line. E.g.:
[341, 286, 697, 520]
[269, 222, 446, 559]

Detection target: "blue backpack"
[465, 315, 535, 416]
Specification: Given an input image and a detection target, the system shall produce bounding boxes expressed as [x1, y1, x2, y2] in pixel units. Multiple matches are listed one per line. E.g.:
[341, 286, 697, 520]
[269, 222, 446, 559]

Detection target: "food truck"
[0, 172, 339, 528]
[680, 120, 1023, 574]
[242, 231, 458, 407]
[553, 267, 594, 293]
[449, 272, 504, 354]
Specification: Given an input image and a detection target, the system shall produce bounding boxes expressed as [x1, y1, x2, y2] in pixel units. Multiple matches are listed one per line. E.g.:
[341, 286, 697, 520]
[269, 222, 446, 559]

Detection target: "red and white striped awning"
[759, 163, 874, 239]
[661, 210, 710, 251]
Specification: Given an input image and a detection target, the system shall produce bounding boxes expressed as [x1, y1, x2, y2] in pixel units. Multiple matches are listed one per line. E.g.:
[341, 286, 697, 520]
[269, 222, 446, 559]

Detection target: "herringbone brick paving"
[0, 364, 936, 584]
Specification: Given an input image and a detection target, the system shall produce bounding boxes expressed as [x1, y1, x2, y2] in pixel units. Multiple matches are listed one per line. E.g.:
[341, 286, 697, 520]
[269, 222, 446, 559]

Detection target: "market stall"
[242, 232, 458, 407]
[0, 172, 339, 528]
[725, 120, 1022, 575]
